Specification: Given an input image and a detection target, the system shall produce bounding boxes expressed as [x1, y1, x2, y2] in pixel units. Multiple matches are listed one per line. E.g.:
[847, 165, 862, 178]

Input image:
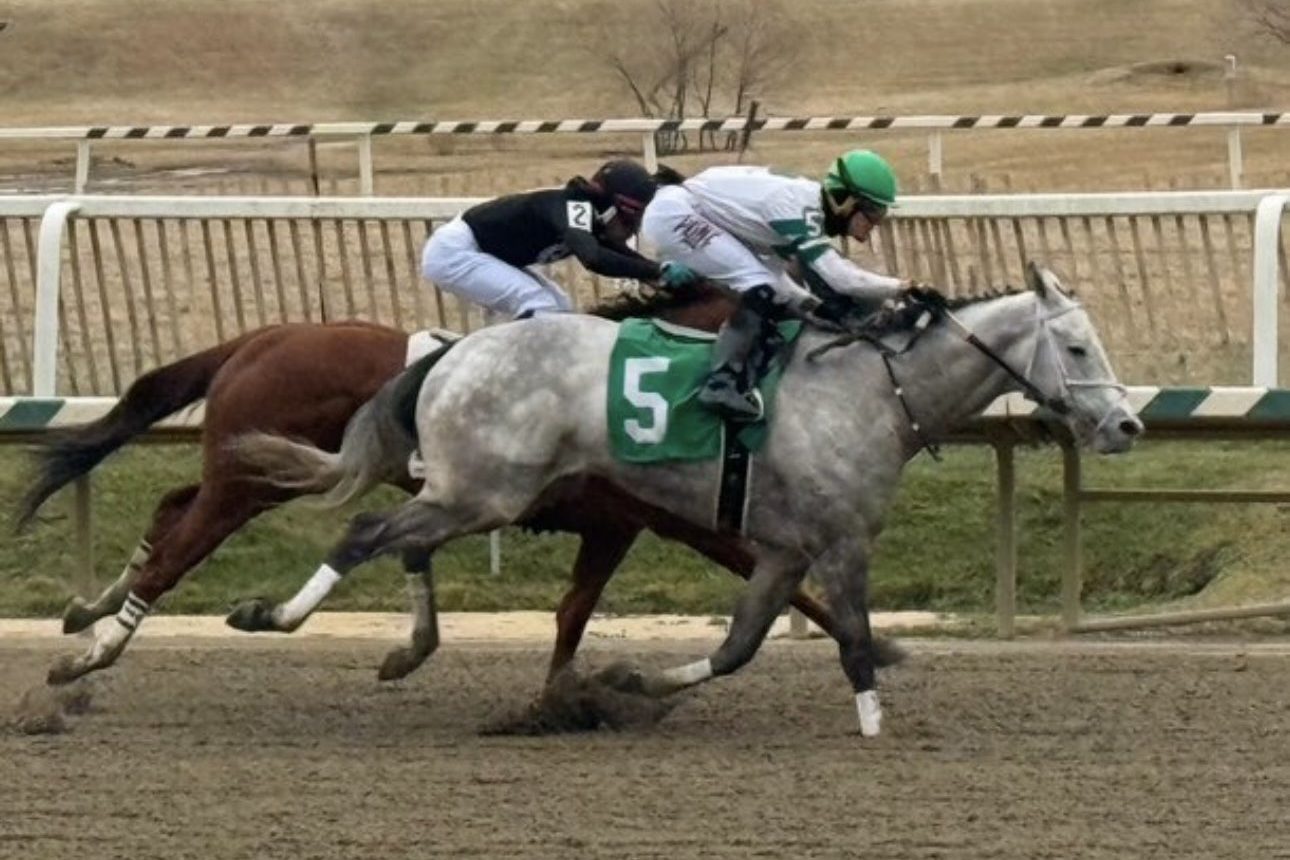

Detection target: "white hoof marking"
[661, 658, 713, 687]
[856, 690, 882, 737]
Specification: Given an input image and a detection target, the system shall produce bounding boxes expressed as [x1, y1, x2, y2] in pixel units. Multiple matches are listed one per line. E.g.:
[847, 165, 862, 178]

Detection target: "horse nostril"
[1119, 419, 1143, 436]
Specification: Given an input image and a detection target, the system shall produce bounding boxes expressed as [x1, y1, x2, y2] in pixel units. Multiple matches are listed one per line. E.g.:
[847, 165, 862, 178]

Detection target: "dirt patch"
[8, 678, 95, 735]
[3, 636, 1288, 858]
[1088, 58, 1227, 86]
[480, 664, 676, 735]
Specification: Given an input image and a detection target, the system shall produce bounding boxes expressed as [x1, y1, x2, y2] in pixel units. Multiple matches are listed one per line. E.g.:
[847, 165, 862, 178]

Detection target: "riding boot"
[698, 289, 776, 422]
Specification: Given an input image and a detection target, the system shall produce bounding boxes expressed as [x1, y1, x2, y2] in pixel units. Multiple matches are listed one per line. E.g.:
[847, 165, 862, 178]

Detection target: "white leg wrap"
[661, 658, 713, 687]
[856, 690, 883, 737]
[126, 540, 151, 574]
[273, 564, 343, 630]
[90, 593, 148, 662]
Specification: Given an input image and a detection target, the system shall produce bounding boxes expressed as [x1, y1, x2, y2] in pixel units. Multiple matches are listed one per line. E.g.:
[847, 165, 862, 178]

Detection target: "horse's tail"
[14, 330, 261, 530]
[231, 341, 455, 508]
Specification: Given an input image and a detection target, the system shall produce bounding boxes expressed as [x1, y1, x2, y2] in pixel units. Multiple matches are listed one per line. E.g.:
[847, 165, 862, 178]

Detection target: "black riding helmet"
[586, 159, 658, 230]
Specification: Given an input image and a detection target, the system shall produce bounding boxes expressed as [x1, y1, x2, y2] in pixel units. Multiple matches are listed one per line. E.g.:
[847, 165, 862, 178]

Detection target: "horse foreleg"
[600, 549, 806, 699]
[814, 538, 883, 737]
[547, 527, 638, 683]
[376, 548, 440, 681]
[62, 484, 200, 634]
[47, 486, 263, 685]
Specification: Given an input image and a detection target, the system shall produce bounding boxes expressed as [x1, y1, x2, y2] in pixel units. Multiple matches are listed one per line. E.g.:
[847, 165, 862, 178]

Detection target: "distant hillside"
[0, 0, 1286, 124]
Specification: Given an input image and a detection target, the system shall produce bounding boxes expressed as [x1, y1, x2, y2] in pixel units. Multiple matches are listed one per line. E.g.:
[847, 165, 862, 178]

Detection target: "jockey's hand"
[798, 295, 855, 333]
[902, 281, 949, 312]
[812, 295, 852, 325]
[658, 261, 700, 290]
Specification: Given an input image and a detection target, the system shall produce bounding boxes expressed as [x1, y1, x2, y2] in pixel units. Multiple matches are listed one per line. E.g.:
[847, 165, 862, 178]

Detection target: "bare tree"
[596, 0, 795, 154]
[726, 0, 795, 117]
[1243, 0, 1290, 42]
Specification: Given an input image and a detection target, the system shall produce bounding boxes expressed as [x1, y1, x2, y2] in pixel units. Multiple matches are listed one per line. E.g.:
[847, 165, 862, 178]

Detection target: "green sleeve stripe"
[795, 242, 831, 264]
[769, 218, 810, 239]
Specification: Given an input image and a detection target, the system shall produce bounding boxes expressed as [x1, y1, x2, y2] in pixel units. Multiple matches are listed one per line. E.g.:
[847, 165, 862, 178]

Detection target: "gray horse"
[237, 263, 1142, 737]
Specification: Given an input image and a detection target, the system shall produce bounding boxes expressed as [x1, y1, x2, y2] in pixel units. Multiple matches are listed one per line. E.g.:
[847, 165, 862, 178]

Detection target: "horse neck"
[895, 293, 1041, 436]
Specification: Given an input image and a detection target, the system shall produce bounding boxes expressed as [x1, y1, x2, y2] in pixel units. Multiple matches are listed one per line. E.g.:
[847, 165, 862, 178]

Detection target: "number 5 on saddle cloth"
[606, 318, 802, 464]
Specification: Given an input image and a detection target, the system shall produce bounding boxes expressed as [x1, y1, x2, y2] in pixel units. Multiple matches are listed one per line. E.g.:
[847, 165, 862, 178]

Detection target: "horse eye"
[1067, 345, 1088, 358]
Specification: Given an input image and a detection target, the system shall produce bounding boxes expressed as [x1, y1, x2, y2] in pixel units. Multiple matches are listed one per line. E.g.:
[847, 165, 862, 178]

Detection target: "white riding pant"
[421, 217, 574, 319]
[641, 185, 794, 297]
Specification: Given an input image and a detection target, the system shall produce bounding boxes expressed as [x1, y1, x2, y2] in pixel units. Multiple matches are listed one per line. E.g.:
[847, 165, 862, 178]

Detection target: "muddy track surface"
[3, 637, 1288, 859]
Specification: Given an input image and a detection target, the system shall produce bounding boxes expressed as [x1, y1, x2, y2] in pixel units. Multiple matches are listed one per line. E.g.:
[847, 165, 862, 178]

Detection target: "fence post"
[34, 200, 96, 603]
[489, 529, 502, 576]
[928, 131, 944, 190]
[33, 201, 81, 396]
[641, 132, 658, 173]
[74, 141, 91, 193]
[76, 476, 94, 598]
[357, 134, 374, 196]
[789, 607, 808, 638]
[1252, 193, 1289, 386]
[1225, 55, 1243, 190]
[994, 439, 1017, 638]
[1060, 444, 1083, 630]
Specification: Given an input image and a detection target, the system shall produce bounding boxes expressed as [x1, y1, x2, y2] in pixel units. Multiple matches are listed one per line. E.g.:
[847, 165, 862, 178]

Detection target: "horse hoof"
[377, 648, 419, 682]
[46, 655, 86, 686]
[61, 599, 96, 635]
[225, 599, 276, 633]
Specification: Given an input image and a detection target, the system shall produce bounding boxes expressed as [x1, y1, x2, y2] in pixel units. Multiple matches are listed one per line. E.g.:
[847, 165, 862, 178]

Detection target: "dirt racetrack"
[3, 631, 1289, 860]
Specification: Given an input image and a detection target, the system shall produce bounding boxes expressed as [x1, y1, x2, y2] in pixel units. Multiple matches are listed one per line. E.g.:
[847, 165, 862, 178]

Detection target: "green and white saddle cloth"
[606, 318, 802, 464]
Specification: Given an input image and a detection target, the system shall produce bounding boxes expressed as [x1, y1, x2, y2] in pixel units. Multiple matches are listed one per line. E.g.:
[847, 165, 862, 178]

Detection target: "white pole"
[789, 607, 807, 638]
[489, 529, 501, 576]
[357, 134, 374, 196]
[1225, 56, 1243, 189]
[74, 140, 91, 193]
[1226, 128, 1244, 190]
[33, 201, 81, 396]
[1252, 194, 1289, 386]
[641, 132, 658, 173]
[928, 131, 944, 188]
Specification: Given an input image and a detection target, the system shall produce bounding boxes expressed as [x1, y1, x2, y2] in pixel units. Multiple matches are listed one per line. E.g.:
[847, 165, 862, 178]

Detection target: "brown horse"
[19, 288, 864, 687]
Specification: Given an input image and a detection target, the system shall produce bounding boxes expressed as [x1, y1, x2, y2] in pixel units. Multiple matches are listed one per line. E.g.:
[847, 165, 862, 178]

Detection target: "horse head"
[1021, 262, 1143, 453]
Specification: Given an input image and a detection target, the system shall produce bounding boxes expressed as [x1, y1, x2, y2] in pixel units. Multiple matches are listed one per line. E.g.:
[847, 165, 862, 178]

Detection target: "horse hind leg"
[62, 484, 200, 634]
[47, 484, 266, 686]
[227, 508, 460, 643]
[330, 496, 507, 574]
[376, 547, 440, 681]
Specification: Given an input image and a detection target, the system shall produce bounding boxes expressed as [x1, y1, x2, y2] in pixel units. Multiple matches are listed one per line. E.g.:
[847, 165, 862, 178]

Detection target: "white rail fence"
[3, 190, 1288, 397]
[2, 110, 1288, 194]
[2, 190, 1290, 634]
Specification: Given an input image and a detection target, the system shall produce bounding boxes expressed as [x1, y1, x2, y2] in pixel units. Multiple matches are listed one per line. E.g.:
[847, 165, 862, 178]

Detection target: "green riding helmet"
[822, 149, 898, 219]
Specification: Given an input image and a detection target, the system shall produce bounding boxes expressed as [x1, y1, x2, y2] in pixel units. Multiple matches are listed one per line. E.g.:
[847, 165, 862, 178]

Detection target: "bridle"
[943, 298, 1128, 434]
[808, 293, 1129, 456]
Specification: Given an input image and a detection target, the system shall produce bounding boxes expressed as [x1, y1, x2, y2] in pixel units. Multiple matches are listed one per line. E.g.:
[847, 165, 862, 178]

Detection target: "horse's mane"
[587, 282, 1034, 337]
[586, 285, 717, 321]
[810, 285, 1030, 357]
[942, 286, 1026, 311]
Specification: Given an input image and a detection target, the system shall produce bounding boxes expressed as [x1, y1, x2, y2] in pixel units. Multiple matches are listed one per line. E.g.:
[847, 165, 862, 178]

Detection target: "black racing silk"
[460, 181, 661, 281]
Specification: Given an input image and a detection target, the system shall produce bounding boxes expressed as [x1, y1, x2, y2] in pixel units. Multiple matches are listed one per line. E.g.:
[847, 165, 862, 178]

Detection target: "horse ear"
[1025, 261, 1047, 297]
